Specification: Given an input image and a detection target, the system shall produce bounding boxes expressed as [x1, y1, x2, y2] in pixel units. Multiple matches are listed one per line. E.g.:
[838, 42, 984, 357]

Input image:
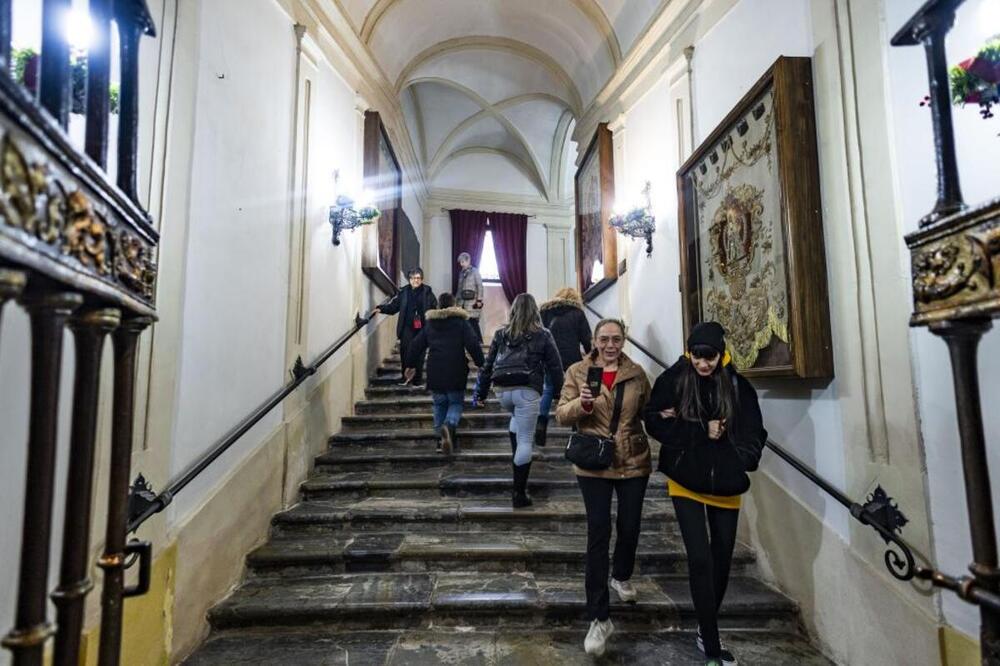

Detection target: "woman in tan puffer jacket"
[555, 318, 651, 658]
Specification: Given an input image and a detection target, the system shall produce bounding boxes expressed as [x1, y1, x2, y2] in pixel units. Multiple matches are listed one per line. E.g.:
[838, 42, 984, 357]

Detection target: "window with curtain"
[480, 228, 501, 282]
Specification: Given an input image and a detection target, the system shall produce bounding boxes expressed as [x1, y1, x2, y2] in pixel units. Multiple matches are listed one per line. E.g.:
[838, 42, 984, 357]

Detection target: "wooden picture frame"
[575, 123, 617, 300]
[677, 57, 833, 379]
[362, 111, 401, 295]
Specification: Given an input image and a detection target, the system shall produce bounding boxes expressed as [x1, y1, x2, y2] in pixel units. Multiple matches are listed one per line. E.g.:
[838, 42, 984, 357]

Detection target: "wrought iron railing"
[125, 305, 386, 533]
[0, 2, 158, 666]
[583, 304, 1000, 612]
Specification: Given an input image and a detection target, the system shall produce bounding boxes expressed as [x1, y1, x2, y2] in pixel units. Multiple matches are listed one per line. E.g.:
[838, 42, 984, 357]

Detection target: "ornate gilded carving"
[912, 237, 989, 303]
[63, 190, 110, 275]
[114, 229, 156, 301]
[0, 133, 157, 304]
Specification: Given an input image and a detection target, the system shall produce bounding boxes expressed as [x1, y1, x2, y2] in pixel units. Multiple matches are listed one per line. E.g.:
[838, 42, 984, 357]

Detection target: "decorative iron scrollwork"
[63, 190, 110, 274]
[852, 485, 916, 580]
[912, 236, 989, 303]
[113, 228, 156, 301]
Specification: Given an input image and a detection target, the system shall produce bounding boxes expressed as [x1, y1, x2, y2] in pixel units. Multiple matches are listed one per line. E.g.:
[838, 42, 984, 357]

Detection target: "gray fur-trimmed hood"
[426, 306, 470, 320]
[540, 298, 583, 312]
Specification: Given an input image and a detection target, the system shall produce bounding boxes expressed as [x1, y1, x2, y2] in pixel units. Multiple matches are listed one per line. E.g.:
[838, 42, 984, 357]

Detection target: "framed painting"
[677, 56, 833, 379]
[575, 123, 617, 300]
[363, 111, 401, 295]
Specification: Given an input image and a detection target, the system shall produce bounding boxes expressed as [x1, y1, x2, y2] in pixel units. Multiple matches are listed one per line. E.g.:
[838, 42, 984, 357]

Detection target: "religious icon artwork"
[363, 111, 401, 295]
[575, 123, 617, 298]
[678, 57, 833, 379]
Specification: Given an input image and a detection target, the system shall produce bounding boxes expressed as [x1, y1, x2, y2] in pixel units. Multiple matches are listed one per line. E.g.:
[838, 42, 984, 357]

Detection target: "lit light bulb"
[62, 7, 94, 50]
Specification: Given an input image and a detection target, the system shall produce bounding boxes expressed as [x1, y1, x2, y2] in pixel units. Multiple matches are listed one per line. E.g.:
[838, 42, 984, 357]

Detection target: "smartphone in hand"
[586, 366, 603, 396]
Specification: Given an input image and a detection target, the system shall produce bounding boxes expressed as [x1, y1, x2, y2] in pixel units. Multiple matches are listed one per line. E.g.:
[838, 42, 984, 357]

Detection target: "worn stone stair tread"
[246, 531, 756, 570]
[186, 627, 831, 665]
[356, 397, 503, 413]
[301, 470, 583, 492]
[369, 375, 479, 387]
[341, 413, 563, 428]
[314, 448, 567, 467]
[329, 428, 573, 444]
[207, 571, 797, 630]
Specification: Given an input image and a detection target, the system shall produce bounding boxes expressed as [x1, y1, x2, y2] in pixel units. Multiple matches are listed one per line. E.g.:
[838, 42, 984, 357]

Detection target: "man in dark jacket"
[374, 267, 437, 386]
[536, 288, 592, 446]
[405, 293, 485, 453]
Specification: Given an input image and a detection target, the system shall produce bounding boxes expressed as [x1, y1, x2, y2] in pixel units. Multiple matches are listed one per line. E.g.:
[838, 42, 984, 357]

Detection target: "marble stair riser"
[355, 399, 504, 415]
[314, 451, 568, 473]
[341, 414, 574, 431]
[327, 432, 573, 448]
[368, 375, 479, 387]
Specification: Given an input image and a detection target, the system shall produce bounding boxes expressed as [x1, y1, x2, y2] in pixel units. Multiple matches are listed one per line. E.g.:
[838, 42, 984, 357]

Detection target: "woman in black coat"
[375, 267, 437, 386]
[536, 287, 592, 446]
[406, 293, 485, 454]
[642, 322, 766, 666]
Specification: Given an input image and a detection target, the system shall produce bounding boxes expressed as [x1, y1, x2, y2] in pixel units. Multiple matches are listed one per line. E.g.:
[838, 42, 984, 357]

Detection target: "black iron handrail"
[126, 300, 389, 532]
[582, 304, 979, 592]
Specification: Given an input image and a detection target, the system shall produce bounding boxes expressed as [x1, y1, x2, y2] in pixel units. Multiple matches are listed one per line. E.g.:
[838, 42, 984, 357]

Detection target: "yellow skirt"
[667, 478, 742, 510]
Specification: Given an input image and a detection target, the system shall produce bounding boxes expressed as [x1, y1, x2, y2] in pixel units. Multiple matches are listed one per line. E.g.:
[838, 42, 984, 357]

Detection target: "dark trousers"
[576, 475, 649, 621]
[672, 496, 740, 658]
[399, 326, 424, 382]
[468, 317, 482, 343]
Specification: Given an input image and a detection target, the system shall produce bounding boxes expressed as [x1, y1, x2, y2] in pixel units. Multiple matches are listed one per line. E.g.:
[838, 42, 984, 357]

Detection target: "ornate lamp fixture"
[328, 172, 379, 246]
[609, 181, 656, 256]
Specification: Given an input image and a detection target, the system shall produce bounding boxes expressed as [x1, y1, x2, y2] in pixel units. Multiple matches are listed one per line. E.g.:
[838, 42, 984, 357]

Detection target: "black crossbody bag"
[564, 383, 625, 470]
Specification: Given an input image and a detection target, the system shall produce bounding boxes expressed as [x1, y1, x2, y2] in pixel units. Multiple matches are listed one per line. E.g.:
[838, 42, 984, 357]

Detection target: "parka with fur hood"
[406, 307, 485, 392]
[540, 297, 592, 370]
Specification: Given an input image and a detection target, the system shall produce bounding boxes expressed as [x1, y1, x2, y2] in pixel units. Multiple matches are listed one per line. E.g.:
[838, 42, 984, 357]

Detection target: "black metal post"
[39, 0, 72, 127]
[112, 0, 155, 205]
[1, 291, 82, 666]
[52, 308, 120, 666]
[0, 0, 12, 70]
[931, 318, 1000, 664]
[85, 0, 113, 168]
[98, 315, 152, 666]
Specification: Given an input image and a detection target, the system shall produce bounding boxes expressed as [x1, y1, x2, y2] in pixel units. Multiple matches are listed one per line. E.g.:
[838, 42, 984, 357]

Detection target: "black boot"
[512, 461, 533, 508]
[439, 425, 452, 455]
[447, 424, 459, 454]
[534, 416, 548, 447]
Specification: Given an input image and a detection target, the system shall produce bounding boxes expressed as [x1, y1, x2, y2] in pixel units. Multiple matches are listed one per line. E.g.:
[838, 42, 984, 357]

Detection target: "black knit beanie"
[687, 321, 726, 354]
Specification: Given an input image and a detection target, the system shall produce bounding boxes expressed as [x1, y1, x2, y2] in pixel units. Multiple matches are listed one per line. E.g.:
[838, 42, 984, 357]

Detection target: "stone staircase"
[185, 350, 832, 664]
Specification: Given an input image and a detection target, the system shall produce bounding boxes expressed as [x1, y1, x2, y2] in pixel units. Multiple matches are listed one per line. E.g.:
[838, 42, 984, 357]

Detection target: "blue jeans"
[499, 388, 541, 465]
[432, 391, 465, 430]
[538, 377, 556, 422]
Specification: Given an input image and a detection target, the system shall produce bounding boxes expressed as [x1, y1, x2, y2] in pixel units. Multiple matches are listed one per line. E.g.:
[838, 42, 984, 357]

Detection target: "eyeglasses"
[597, 336, 624, 345]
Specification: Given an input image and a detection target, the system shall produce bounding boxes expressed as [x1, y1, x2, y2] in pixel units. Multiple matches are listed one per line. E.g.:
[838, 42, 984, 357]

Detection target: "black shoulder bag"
[564, 383, 625, 470]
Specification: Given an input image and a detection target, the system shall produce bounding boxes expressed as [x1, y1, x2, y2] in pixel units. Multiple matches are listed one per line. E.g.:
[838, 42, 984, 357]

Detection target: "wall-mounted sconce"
[329, 172, 379, 246]
[609, 181, 656, 256]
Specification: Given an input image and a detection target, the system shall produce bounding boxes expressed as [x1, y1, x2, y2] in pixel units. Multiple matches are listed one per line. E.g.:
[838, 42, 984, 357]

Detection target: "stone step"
[186, 627, 832, 665]
[377, 360, 480, 376]
[206, 571, 800, 632]
[314, 448, 570, 473]
[271, 497, 677, 536]
[366, 384, 483, 398]
[246, 531, 756, 577]
[368, 374, 479, 387]
[328, 428, 575, 448]
[301, 469, 592, 500]
[355, 397, 503, 414]
[340, 413, 570, 432]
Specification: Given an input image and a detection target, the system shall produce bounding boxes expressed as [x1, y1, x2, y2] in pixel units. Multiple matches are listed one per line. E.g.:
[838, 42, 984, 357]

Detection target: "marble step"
[355, 397, 503, 414]
[314, 448, 570, 473]
[271, 497, 677, 536]
[246, 531, 756, 577]
[186, 627, 832, 665]
[328, 428, 574, 448]
[340, 413, 572, 432]
[206, 571, 800, 632]
[376, 361, 480, 376]
[369, 374, 479, 387]
[302, 469, 597, 500]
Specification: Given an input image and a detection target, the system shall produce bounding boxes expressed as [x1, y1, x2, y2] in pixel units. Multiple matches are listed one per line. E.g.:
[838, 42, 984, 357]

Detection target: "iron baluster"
[97, 315, 153, 666]
[39, 0, 72, 127]
[0, 0, 11, 69]
[51, 309, 121, 666]
[85, 0, 114, 169]
[1, 291, 82, 666]
[0, 268, 27, 344]
[112, 0, 156, 205]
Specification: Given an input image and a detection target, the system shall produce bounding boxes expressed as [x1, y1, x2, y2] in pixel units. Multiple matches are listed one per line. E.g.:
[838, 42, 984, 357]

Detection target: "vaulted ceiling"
[334, 0, 666, 202]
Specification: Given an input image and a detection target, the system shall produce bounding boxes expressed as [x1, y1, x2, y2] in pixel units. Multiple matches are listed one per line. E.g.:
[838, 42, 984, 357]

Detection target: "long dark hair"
[677, 347, 737, 429]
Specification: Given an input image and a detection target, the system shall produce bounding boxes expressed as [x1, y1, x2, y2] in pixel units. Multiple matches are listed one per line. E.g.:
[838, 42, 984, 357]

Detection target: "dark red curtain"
[490, 212, 528, 304]
[449, 209, 489, 294]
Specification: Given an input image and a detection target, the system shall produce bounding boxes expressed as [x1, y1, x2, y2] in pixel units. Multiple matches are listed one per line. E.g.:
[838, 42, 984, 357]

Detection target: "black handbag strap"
[607, 382, 626, 439]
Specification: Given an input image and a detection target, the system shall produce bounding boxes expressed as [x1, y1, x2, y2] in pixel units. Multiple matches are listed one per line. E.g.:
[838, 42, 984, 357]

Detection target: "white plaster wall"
[423, 212, 452, 297]
[167, 0, 296, 519]
[884, 0, 1000, 638]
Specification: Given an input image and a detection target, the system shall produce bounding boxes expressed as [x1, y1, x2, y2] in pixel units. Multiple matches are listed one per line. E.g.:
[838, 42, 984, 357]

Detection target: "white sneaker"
[584, 618, 614, 657]
[610, 577, 637, 603]
[697, 629, 738, 665]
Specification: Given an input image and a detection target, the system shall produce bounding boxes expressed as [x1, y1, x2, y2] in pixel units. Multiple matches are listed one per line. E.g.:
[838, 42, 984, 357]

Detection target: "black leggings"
[672, 496, 739, 658]
[577, 475, 649, 621]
